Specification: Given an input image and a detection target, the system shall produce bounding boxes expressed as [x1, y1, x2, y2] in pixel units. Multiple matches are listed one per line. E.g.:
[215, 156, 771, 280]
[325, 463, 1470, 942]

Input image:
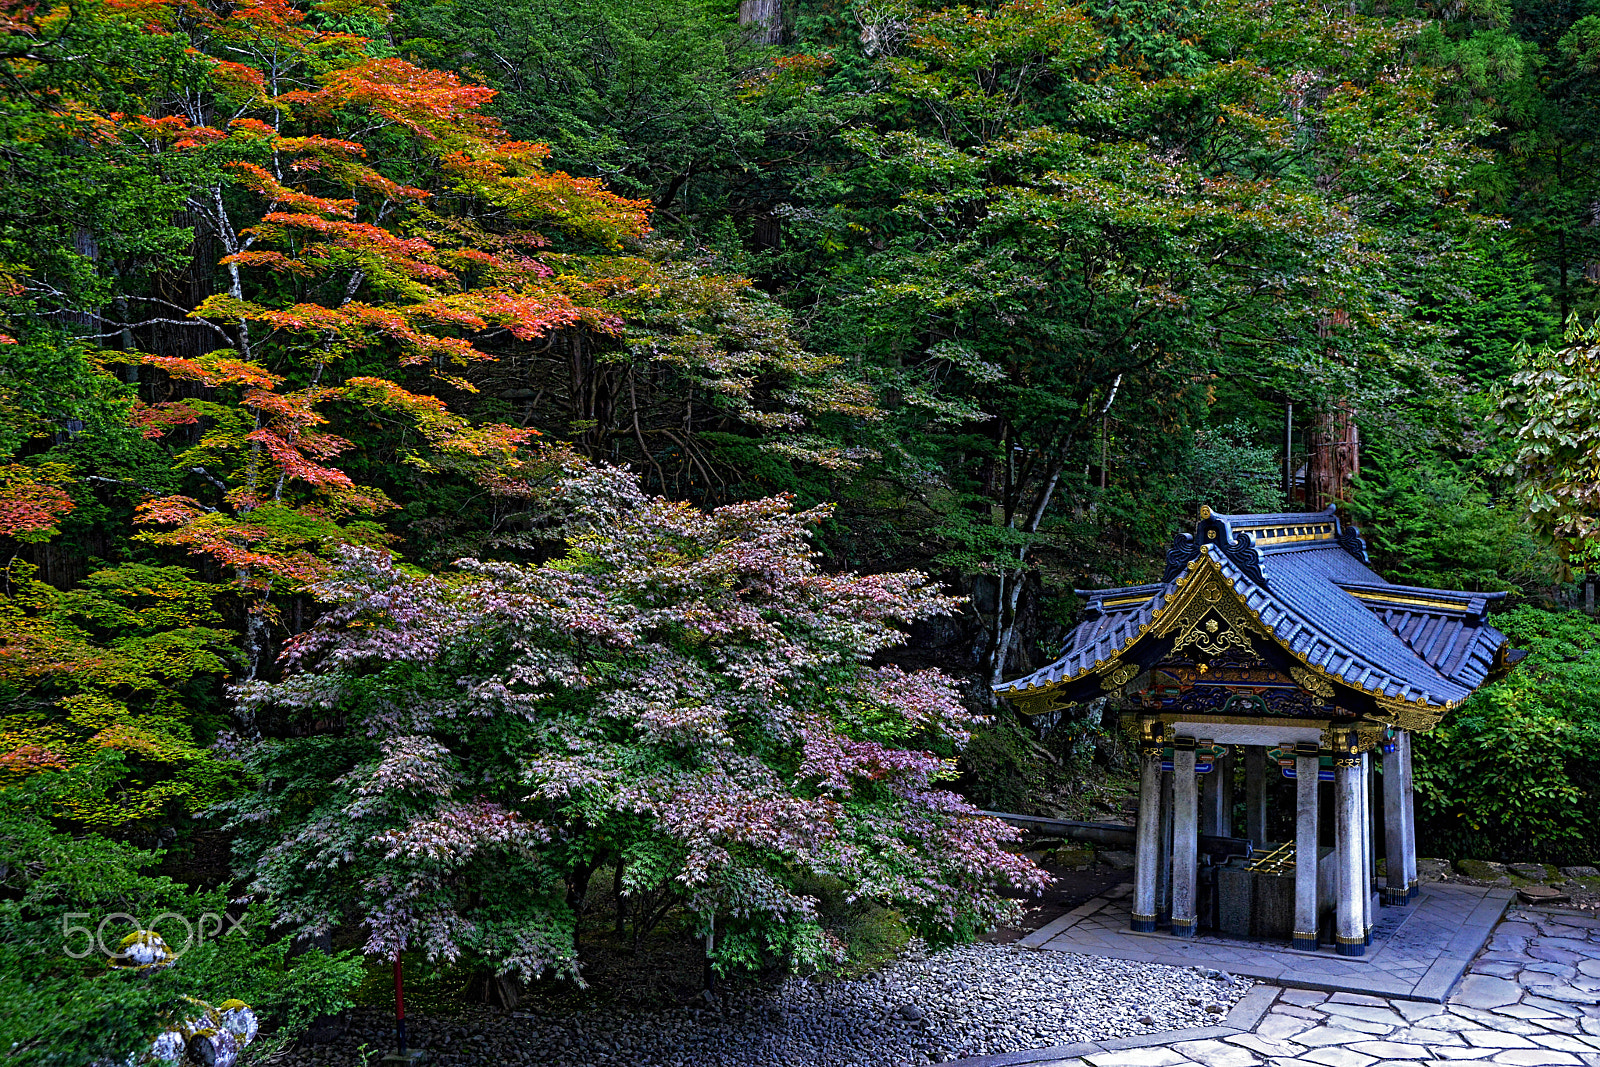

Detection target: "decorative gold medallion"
[1289, 664, 1335, 700]
[1101, 663, 1139, 690]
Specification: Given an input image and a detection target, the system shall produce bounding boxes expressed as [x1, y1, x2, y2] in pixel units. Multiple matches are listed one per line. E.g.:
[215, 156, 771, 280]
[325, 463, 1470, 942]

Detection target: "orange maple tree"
[2, 0, 861, 695]
[78, 0, 667, 675]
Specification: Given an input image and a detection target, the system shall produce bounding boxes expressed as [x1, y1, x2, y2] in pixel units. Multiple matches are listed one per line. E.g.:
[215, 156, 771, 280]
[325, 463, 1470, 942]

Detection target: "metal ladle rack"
[1245, 841, 1296, 874]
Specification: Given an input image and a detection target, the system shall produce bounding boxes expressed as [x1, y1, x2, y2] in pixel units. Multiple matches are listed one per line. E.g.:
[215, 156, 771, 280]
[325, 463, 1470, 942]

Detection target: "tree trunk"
[985, 374, 1118, 691]
[739, 0, 782, 45]
[1307, 404, 1359, 509]
[613, 859, 627, 940]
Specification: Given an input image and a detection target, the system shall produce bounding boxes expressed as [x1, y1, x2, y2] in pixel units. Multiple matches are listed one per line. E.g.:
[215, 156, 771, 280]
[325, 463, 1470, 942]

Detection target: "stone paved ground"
[960, 906, 1600, 1067]
[1024, 882, 1513, 1000]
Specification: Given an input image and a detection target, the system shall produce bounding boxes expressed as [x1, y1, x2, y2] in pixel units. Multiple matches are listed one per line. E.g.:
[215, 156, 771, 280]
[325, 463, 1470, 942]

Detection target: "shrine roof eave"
[994, 513, 1514, 730]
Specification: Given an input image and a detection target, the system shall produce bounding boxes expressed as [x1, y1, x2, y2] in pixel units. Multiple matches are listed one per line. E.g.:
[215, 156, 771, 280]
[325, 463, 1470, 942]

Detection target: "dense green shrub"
[1346, 445, 1560, 593]
[1178, 421, 1287, 518]
[955, 719, 1052, 816]
[1413, 606, 1600, 866]
[0, 763, 364, 1066]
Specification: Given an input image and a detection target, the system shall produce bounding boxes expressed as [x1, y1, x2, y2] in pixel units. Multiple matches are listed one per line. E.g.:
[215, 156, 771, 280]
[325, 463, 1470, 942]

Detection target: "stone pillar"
[1157, 765, 1174, 925]
[1383, 737, 1408, 905]
[1333, 748, 1365, 956]
[1361, 750, 1374, 942]
[1293, 745, 1320, 951]
[1401, 731, 1419, 899]
[1132, 743, 1163, 933]
[1217, 748, 1234, 838]
[1245, 745, 1268, 845]
[1170, 738, 1199, 937]
[1200, 749, 1224, 837]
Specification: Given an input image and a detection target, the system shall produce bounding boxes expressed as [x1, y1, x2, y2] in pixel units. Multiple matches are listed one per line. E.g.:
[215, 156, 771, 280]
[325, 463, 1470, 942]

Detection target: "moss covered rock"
[1457, 859, 1505, 880]
[1048, 847, 1097, 869]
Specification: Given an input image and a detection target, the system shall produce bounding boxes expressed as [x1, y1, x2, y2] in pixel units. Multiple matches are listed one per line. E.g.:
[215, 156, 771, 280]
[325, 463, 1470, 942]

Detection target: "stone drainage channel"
[939, 904, 1600, 1067]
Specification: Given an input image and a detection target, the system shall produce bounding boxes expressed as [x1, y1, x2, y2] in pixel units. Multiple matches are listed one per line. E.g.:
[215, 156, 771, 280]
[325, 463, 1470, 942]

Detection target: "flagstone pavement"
[942, 905, 1600, 1067]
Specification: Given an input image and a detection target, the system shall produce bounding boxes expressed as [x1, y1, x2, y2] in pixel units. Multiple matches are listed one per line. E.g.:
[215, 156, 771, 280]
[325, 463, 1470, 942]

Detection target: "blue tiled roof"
[995, 506, 1511, 710]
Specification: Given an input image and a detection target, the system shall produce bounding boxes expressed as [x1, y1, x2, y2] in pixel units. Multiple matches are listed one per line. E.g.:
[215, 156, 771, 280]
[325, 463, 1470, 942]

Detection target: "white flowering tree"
[221, 460, 1043, 984]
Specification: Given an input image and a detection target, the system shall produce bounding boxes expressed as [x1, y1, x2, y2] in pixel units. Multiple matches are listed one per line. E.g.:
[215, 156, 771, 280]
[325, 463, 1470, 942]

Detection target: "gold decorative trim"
[1102, 663, 1139, 690]
[1289, 664, 1334, 700]
[1009, 691, 1072, 717]
[1235, 522, 1335, 546]
[1150, 558, 1267, 658]
[1367, 701, 1445, 733]
[1344, 589, 1470, 612]
[1120, 715, 1165, 744]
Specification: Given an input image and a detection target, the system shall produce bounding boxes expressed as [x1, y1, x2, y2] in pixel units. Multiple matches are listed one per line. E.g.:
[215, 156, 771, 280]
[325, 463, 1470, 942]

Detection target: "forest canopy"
[4, 0, 1600, 1060]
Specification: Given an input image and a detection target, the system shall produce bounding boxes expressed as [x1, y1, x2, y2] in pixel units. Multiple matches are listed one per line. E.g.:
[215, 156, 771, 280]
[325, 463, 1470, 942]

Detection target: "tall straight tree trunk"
[1307, 404, 1359, 510]
[739, 0, 783, 44]
[1306, 308, 1358, 510]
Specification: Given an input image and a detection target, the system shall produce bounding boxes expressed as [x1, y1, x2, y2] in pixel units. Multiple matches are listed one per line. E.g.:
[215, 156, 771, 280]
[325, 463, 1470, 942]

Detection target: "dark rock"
[1416, 857, 1452, 882]
[1099, 851, 1136, 871]
[300, 1012, 348, 1044]
[896, 1004, 925, 1022]
[1049, 846, 1097, 869]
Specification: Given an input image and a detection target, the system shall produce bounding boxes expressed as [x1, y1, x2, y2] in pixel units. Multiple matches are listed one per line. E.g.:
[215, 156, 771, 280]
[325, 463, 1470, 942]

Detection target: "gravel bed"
[285, 943, 1251, 1067]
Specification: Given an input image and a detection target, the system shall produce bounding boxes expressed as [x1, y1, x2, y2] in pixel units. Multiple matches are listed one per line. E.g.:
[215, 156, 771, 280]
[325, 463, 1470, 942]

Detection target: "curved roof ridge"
[1209, 506, 1340, 527]
[992, 505, 1513, 725]
[1199, 541, 1475, 708]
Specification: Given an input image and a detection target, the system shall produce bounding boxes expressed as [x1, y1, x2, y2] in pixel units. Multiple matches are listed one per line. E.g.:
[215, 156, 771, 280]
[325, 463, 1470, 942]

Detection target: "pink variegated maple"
[223, 457, 1043, 982]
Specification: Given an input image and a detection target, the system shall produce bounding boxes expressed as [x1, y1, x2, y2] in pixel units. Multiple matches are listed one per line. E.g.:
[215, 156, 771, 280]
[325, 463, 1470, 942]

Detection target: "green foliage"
[1423, 239, 1557, 389]
[1177, 421, 1286, 518]
[956, 718, 1050, 815]
[787, 873, 912, 977]
[1345, 444, 1559, 592]
[0, 562, 243, 827]
[395, 0, 756, 211]
[777, 0, 1495, 679]
[6, 0, 1600, 1010]
[0, 764, 363, 1066]
[1414, 606, 1600, 866]
[1493, 316, 1600, 569]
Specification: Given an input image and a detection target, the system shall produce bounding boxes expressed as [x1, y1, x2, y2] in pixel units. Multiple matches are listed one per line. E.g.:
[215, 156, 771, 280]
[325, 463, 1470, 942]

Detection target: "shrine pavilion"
[995, 507, 1522, 956]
